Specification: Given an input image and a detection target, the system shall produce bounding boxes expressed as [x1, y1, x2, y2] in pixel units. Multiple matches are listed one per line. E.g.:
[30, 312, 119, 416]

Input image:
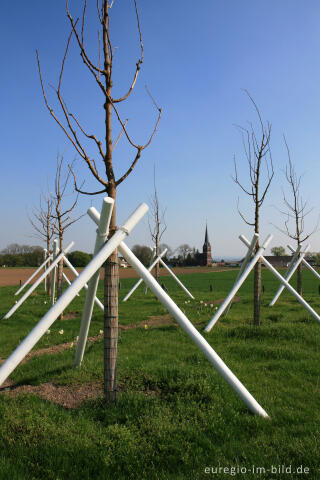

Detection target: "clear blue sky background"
[1, 0, 320, 259]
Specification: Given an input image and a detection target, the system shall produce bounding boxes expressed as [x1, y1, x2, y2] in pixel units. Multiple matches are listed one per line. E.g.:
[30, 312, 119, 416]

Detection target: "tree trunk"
[155, 237, 160, 283]
[104, 186, 119, 402]
[253, 196, 261, 326]
[46, 225, 51, 296]
[253, 259, 261, 326]
[57, 229, 64, 320]
[297, 262, 302, 296]
[104, 248, 119, 402]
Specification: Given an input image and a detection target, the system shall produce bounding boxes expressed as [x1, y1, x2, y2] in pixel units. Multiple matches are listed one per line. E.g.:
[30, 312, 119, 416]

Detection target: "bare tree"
[29, 193, 56, 295]
[37, 1, 161, 402]
[233, 91, 274, 326]
[275, 137, 317, 295]
[148, 167, 167, 282]
[51, 154, 83, 303]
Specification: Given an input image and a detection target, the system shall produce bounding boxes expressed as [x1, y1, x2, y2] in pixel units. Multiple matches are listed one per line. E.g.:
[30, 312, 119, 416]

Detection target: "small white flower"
[59, 329, 64, 335]
[144, 324, 148, 329]
[99, 329, 103, 335]
[15, 301, 17, 304]
[204, 303, 207, 307]
[200, 300, 203, 304]
[215, 306, 218, 310]
[44, 301, 47, 305]
[46, 329, 50, 334]
[184, 301, 188, 304]
[210, 304, 214, 308]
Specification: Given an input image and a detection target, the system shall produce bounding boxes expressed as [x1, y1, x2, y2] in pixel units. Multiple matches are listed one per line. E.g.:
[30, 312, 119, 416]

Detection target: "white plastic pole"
[62, 268, 103, 307]
[119, 241, 269, 418]
[15, 251, 53, 296]
[239, 236, 320, 323]
[3, 241, 75, 320]
[269, 244, 310, 306]
[158, 258, 195, 299]
[74, 197, 114, 367]
[205, 235, 273, 332]
[223, 233, 259, 316]
[288, 244, 320, 281]
[144, 247, 156, 295]
[51, 239, 58, 305]
[0, 203, 148, 386]
[122, 248, 168, 302]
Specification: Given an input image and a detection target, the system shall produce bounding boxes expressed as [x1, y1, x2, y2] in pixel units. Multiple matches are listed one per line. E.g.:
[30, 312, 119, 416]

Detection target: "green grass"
[0, 269, 319, 479]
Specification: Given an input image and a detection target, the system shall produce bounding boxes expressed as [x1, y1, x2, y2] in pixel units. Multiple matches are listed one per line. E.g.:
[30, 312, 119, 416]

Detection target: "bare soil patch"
[0, 266, 234, 287]
[2, 381, 104, 408]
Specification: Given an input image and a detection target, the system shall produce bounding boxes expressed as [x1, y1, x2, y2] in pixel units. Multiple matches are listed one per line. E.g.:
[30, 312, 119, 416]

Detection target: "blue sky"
[1, 1, 320, 259]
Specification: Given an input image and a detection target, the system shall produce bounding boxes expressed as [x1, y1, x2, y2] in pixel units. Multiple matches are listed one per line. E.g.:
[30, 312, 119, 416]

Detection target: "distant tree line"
[0, 244, 44, 267]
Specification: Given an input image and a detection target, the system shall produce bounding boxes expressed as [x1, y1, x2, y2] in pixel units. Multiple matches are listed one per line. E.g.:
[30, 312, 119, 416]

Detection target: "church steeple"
[204, 224, 209, 244]
[202, 223, 212, 266]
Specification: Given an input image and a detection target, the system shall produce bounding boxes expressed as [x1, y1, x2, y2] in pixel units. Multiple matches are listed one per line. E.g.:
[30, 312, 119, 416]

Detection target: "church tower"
[202, 224, 212, 266]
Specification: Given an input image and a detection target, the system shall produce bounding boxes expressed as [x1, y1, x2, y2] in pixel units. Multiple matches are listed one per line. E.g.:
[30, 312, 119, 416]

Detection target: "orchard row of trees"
[15, 0, 317, 403]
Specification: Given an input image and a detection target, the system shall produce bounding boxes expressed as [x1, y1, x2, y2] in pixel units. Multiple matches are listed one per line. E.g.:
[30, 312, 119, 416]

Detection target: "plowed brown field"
[0, 266, 231, 287]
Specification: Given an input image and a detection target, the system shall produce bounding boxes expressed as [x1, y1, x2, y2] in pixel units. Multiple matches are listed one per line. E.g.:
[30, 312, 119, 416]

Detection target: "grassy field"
[0, 269, 319, 479]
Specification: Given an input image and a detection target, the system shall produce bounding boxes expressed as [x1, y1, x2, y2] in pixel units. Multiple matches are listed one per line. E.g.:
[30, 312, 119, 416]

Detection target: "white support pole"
[204, 235, 273, 332]
[223, 233, 259, 316]
[158, 258, 195, 299]
[144, 247, 156, 295]
[62, 269, 103, 307]
[122, 248, 168, 302]
[3, 242, 75, 320]
[74, 198, 114, 367]
[15, 251, 53, 296]
[0, 203, 148, 387]
[51, 239, 58, 305]
[269, 244, 310, 306]
[239, 236, 320, 324]
[288, 244, 320, 281]
[119, 241, 269, 418]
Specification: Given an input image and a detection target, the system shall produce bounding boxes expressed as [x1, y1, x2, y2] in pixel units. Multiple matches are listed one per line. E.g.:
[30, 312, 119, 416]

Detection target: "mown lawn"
[0, 268, 319, 479]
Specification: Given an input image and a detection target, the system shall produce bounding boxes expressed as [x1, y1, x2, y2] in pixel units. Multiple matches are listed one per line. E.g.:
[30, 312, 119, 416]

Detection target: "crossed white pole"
[122, 248, 194, 301]
[0, 199, 269, 418]
[15, 249, 53, 297]
[205, 233, 320, 333]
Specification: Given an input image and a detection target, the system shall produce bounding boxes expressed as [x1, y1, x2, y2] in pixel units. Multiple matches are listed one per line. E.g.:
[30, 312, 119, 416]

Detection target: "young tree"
[275, 137, 317, 294]
[148, 167, 167, 282]
[37, 1, 161, 402]
[233, 92, 274, 326]
[29, 193, 56, 294]
[52, 154, 83, 302]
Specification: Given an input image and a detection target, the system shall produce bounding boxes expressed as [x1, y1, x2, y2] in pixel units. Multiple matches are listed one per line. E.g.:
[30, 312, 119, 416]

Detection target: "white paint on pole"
[288, 244, 320, 281]
[223, 233, 259, 316]
[51, 239, 58, 305]
[0, 203, 148, 386]
[239, 235, 320, 324]
[118, 241, 269, 418]
[3, 242, 75, 320]
[204, 235, 273, 332]
[158, 258, 195, 299]
[62, 265, 103, 307]
[269, 244, 310, 306]
[74, 197, 114, 367]
[15, 252, 53, 296]
[122, 248, 168, 302]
